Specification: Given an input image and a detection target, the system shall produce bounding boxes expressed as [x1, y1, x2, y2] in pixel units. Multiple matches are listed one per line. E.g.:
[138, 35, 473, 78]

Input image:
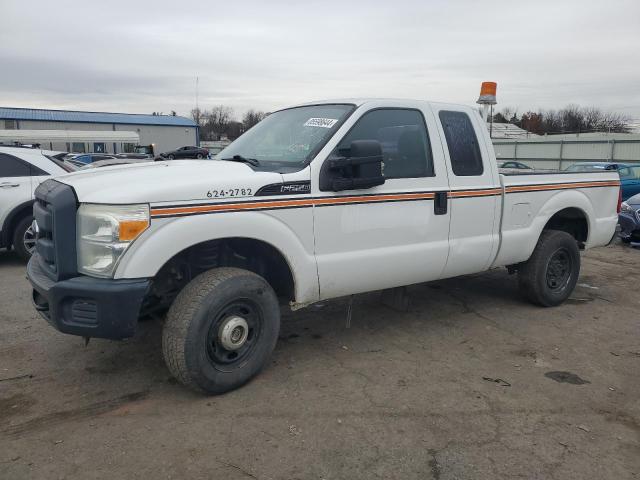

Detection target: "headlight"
[77, 204, 149, 278]
[620, 202, 633, 214]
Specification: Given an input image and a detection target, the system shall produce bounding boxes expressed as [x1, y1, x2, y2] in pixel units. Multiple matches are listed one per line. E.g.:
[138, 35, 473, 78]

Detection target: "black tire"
[518, 230, 580, 307]
[162, 267, 280, 394]
[168, 154, 175, 160]
[196, 153, 203, 159]
[12, 216, 36, 261]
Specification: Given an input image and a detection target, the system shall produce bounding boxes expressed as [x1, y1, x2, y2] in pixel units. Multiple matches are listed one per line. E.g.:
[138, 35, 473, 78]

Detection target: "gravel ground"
[1, 242, 639, 479]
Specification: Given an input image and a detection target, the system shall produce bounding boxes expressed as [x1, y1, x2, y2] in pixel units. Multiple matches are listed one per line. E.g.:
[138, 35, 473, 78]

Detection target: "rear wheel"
[12, 216, 36, 261]
[162, 267, 280, 394]
[518, 230, 580, 307]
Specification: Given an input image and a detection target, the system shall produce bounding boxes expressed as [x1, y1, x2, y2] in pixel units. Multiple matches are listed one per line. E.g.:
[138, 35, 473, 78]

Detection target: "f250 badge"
[255, 181, 311, 196]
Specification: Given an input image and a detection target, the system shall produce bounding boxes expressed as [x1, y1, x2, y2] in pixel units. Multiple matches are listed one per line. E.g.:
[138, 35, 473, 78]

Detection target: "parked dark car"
[619, 192, 640, 243]
[499, 161, 532, 169]
[161, 146, 209, 160]
[565, 162, 640, 201]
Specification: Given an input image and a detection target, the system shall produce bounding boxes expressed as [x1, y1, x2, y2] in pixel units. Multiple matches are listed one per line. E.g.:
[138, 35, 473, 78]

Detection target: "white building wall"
[493, 136, 640, 170]
[114, 124, 197, 154]
[17, 121, 117, 151]
[12, 119, 197, 154]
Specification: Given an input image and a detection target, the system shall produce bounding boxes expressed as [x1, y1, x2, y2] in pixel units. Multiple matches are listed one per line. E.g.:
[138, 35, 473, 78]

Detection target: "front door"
[312, 102, 451, 300]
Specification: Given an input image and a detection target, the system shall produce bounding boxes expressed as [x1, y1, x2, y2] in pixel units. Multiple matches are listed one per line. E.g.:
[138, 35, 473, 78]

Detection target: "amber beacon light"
[477, 81, 497, 105]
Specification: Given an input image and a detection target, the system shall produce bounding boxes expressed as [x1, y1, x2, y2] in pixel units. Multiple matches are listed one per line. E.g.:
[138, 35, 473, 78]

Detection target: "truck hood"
[56, 160, 284, 204]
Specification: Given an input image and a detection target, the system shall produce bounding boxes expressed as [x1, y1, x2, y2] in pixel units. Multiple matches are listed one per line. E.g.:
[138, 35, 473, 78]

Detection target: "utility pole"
[195, 76, 199, 114]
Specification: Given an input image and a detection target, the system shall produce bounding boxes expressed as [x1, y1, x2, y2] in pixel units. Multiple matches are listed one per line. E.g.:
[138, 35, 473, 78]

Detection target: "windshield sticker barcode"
[304, 118, 338, 128]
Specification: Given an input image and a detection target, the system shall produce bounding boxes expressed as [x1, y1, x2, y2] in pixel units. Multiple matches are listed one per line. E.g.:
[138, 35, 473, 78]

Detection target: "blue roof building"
[0, 107, 199, 154]
[0, 107, 196, 127]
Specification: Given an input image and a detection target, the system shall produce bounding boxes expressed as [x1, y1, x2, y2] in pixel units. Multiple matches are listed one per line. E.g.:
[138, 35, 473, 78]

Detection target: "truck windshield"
[217, 104, 354, 171]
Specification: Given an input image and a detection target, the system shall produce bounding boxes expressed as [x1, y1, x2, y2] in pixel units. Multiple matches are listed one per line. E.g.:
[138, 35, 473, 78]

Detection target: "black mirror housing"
[319, 140, 386, 192]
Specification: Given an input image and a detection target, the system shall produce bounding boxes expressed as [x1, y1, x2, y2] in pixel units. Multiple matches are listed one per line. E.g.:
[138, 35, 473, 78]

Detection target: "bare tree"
[515, 105, 631, 135]
[242, 109, 266, 131]
[491, 112, 509, 123]
[190, 108, 204, 127]
[202, 105, 234, 140]
[520, 112, 544, 134]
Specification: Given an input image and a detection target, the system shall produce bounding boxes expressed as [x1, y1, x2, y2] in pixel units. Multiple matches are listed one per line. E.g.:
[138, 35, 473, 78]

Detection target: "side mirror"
[319, 140, 386, 192]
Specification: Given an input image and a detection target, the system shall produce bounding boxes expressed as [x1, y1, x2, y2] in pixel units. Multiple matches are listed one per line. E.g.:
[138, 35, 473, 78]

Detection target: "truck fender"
[114, 211, 320, 304]
[493, 189, 594, 267]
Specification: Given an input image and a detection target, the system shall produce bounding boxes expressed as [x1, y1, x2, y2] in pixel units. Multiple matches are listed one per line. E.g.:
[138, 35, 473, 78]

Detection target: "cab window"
[335, 109, 434, 179]
[439, 111, 484, 176]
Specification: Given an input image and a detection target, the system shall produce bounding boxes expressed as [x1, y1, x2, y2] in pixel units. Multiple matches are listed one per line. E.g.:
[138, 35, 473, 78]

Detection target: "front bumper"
[618, 212, 640, 240]
[27, 253, 150, 340]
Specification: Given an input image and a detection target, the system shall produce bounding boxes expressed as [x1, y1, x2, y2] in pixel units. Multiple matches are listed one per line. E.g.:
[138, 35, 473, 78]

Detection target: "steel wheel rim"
[206, 299, 262, 372]
[23, 225, 36, 254]
[545, 247, 572, 292]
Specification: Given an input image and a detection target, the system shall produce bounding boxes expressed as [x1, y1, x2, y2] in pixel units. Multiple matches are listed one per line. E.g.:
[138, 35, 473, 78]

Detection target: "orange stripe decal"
[448, 188, 502, 198]
[151, 192, 438, 217]
[150, 180, 619, 218]
[505, 180, 620, 193]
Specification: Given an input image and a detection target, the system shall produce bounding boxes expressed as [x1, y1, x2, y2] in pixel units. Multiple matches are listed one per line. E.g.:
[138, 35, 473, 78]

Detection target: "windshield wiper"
[221, 155, 260, 167]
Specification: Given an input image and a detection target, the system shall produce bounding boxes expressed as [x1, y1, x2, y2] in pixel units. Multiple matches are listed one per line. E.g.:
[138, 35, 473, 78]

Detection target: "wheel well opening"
[5, 204, 33, 247]
[143, 238, 295, 316]
[543, 208, 588, 246]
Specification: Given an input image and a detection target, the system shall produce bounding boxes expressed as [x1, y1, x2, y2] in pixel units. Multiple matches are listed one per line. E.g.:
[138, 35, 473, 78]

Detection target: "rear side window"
[336, 109, 434, 179]
[439, 111, 484, 176]
[0, 153, 31, 177]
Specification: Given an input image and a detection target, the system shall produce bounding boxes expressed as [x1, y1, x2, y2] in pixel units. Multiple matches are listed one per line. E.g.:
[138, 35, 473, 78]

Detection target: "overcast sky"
[1, 0, 639, 121]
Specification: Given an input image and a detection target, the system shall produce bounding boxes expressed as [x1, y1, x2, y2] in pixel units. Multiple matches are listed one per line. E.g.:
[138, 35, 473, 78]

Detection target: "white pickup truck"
[27, 99, 620, 394]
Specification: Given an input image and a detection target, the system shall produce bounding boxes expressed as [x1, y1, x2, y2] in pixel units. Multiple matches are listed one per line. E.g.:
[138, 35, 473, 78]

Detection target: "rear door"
[312, 102, 452, 299]
[431, 106, 501, 278]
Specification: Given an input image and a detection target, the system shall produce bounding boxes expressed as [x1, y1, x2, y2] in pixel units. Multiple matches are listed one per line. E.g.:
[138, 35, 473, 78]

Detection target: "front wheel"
[518, 230, 580, 307]
[13, 216, 36, 261]
[196, 153, 203, 159]
[162, 267, 280, 394]
[167, 154, 175, 160]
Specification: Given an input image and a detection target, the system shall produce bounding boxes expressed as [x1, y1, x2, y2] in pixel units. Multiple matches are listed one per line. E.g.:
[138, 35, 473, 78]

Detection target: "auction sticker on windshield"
[304, 118, 338, 128]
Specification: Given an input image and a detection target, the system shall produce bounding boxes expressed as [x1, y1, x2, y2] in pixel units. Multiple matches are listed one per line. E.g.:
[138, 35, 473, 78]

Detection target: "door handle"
[434, 191, 448, 215]
[0, 182, 20, 188]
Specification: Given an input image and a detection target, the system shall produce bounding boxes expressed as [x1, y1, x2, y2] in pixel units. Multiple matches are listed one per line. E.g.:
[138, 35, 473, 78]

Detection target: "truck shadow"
[16, 269, 531, 406]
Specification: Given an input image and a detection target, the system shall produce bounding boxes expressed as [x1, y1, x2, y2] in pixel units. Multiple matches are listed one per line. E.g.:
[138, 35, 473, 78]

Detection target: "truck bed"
[493, 170, 620, 268]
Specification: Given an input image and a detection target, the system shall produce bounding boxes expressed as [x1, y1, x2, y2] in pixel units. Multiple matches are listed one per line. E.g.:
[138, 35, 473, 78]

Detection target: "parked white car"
[0, 146, 72, 259]
[26, 99, 620, 394]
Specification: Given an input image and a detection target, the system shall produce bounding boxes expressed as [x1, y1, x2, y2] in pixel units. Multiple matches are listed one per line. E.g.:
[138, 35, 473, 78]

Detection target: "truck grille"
[33, 180, 78, 281]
